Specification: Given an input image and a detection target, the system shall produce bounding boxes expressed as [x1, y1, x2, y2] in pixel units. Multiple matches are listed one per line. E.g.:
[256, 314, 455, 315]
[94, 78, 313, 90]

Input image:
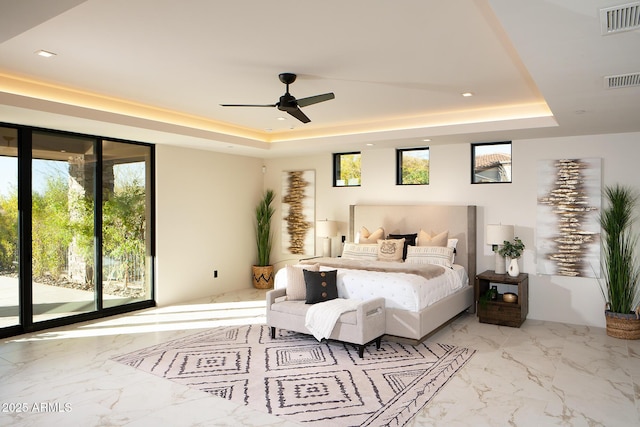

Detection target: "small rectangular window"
[397, 147, 429, 185]
[472, 142, 512, 184]
[333, 152, 361, 187]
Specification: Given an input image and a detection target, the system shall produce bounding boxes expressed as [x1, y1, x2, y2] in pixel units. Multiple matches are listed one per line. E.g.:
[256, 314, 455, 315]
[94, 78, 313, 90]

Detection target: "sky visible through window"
[0, 157, 143, 196]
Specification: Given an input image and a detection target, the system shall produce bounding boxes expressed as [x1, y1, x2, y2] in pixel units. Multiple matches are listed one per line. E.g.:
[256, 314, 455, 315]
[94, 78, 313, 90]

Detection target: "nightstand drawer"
[478, 300, 525, 327]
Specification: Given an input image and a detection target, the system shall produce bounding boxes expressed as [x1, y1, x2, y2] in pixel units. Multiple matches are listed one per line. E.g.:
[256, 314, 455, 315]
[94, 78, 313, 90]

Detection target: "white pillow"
[341, 243, 378, 260]
[405, 246, 454, 268]
[447, 238, 458, 250]
[448, 238, 459, 263]
[285, 263, 320, 300]
[376, 238, 405, 262]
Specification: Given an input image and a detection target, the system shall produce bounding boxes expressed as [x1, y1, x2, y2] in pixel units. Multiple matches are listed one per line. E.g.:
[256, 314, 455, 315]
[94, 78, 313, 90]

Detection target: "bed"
[274, 204, 477, 343]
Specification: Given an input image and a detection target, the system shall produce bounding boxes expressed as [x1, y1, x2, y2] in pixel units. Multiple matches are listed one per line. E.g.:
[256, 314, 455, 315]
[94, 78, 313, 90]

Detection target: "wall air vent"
[604, 72, 640, 89]
[600, 2, 640, 35]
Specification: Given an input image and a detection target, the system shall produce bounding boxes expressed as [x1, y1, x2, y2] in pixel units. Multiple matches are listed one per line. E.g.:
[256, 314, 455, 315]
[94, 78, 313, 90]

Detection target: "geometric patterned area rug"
[111, 324, 475, 426]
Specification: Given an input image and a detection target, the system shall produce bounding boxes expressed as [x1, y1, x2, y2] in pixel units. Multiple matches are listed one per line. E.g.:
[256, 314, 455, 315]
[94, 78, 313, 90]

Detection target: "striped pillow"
[405, 245, 454, 268]
[341, 243, 379, 260]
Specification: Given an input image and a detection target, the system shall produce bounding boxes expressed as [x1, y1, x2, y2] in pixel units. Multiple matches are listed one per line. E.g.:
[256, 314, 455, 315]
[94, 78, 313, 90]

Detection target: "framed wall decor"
[536, 158, 601, 277]
[281, 170, 315, 255]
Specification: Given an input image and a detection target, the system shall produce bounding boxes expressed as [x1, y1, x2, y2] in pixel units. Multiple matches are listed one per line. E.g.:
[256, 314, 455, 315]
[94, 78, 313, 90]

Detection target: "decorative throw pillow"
[405, 245, 454, 268]
[388, 233, 418, 259]
[417, 229, 449, 247]
[285, 263, 320, 300]
[341, 243, 379, 260]
[303, 269, 338, 304]
[359, 226, 385, 243]
[377, 238, 405, 262]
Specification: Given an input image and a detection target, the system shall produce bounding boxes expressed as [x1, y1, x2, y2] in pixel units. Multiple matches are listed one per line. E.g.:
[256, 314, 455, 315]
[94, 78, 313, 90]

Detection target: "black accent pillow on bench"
[303, 270, 338, 304]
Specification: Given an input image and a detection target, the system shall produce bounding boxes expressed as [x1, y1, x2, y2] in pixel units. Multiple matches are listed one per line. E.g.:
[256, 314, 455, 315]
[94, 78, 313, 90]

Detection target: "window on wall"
[472, 142, 512, 183]
[333, 152, 361, 187]
[396, 147, 429, 185]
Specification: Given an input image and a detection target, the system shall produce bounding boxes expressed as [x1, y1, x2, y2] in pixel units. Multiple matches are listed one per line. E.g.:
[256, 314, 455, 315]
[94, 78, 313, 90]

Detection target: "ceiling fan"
[220, 73, 335, 123]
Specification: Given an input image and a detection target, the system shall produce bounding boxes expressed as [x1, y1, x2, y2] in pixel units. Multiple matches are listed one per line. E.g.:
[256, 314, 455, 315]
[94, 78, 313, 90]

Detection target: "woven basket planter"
[605, 310, 640, 340]
[252, 265, 274, 289]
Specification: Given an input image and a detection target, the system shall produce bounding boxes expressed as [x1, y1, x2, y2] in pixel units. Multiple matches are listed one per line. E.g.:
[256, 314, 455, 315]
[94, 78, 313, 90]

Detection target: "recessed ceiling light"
[422, 138, 431, 142]
[461, 92, 474, 97]
[366, 143, 374, 146]
[277, 117, 286, 121]
[35, 50, 56, 58]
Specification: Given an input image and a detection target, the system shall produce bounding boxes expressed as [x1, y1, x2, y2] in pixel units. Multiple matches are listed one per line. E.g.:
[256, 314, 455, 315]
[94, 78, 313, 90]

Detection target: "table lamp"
[486, 224, 514, 274]
[316, 219, 337, 257]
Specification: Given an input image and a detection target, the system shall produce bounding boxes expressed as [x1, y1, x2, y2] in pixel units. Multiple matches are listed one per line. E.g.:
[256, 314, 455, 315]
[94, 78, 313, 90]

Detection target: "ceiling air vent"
[604, 72, 640, 89]
[600, 2, 640, 34]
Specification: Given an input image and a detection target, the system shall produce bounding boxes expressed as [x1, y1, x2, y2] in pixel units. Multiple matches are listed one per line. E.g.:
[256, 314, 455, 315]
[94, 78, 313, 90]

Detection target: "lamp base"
[494, 251, 506, 274]
[322, 237, 332, 257]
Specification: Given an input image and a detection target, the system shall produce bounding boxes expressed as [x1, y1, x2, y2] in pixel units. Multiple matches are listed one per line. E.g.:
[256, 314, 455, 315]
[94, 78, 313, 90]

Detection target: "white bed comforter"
[275, 259, 468, 312]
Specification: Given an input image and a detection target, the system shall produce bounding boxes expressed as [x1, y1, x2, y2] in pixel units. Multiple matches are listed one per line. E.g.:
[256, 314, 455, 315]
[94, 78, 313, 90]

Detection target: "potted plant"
[598, 184, 640, 339]
[499, 237, 525, 277]
[252, 189, 276, 289]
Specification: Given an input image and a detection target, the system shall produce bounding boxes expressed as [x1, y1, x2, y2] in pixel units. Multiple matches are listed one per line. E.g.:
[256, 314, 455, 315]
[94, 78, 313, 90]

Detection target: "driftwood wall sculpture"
[282, 170, 314, 255]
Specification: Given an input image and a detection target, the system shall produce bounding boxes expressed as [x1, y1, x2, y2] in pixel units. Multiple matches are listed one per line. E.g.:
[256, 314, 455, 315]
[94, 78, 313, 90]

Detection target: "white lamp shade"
[486, 224, 514, 246]
[316, 220, 337, 238]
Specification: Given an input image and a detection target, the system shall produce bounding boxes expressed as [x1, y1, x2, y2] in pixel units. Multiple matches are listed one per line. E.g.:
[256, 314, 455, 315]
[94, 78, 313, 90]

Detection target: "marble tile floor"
[1, 288, 639, 427]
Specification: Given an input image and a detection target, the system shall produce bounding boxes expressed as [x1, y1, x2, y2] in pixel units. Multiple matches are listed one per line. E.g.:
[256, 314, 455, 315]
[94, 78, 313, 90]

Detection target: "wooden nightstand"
[475, 270, 528, 327]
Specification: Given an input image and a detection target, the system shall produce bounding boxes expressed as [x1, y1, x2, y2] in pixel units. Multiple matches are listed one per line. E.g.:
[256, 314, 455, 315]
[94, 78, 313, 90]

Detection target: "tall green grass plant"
[599, 184, 640, 313]
[255, 189, 275, 267]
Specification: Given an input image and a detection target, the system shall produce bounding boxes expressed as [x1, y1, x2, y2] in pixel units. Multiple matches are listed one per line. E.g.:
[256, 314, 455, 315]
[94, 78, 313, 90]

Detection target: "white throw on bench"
[266, 288, 386, 358]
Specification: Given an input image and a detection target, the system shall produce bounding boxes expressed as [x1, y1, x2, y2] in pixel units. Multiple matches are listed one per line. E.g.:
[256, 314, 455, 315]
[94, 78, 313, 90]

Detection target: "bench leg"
[270, 326, 276, 339]
[358, 345, 365, 358]
[375, 336, 382, 349]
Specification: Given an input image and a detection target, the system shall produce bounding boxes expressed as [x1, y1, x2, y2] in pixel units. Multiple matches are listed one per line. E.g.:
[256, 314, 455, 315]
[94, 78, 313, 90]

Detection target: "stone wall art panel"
[537, 158, 601, 277]
[281, 170, 315, 256]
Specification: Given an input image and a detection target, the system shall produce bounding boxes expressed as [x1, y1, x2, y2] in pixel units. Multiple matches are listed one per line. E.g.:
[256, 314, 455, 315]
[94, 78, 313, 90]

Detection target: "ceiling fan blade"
[220, 103, 277, 107]
[296, 92, 335, 108]
[287, 108, 311, 123]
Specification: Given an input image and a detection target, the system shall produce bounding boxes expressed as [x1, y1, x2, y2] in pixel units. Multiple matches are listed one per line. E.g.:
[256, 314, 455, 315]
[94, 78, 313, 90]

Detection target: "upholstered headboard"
[349, 204, 477, 281]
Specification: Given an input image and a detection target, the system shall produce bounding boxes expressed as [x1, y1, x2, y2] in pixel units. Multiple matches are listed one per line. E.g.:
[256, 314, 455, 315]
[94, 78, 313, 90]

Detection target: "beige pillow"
[359, 226, 385, 243]
[417, 229, 449, 247]
[377, 238, 405, 262]
[285, 263, 320, 300]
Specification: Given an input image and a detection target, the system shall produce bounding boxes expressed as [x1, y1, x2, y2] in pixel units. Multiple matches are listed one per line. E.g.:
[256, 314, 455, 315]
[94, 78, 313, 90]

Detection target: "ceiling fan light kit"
[220, 73, 335, 123]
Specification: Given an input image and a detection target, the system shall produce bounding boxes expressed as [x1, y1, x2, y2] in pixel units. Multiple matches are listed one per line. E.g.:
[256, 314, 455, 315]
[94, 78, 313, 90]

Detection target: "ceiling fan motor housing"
[277, 94, 298, 111]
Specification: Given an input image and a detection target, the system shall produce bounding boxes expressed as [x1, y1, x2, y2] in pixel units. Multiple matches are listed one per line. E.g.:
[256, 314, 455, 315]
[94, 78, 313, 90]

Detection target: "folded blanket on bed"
[300, 257, 445, 280]
[305, 298, 361, 341]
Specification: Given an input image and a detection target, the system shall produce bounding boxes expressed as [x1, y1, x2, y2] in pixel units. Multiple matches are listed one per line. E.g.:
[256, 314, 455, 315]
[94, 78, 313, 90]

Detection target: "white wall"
[263, 132, 640, 328]
[155, 144, 263, 306]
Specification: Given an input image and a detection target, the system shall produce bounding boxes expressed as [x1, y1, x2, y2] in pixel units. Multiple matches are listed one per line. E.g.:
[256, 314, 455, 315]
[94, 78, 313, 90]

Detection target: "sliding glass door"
[0, 124, 154, 337]
[32, 131, 97, 322]
[102, 140, 153, 308]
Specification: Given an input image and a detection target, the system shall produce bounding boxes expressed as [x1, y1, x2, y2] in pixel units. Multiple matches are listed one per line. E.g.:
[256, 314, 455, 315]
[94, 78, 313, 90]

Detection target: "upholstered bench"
[266, 287, 386, 358]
